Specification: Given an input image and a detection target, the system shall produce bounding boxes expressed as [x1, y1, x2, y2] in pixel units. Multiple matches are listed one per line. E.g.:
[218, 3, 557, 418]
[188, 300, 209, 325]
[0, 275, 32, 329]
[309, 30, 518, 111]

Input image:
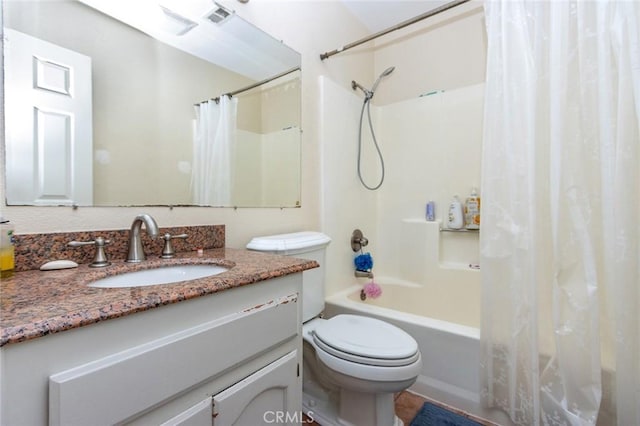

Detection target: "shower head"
[380, 66, 396, 77]
[351, 66, 395, 101]
[371, 66, 395, 93]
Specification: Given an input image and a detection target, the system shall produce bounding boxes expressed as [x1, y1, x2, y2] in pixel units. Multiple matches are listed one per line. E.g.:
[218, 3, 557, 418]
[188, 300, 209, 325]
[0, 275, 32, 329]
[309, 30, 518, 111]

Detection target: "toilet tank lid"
[246, 231, 331, 254]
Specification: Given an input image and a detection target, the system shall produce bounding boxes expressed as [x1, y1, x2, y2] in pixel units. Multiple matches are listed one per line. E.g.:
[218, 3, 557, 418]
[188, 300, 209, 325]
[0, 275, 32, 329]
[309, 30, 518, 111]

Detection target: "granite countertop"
[0, 248, 317, 347]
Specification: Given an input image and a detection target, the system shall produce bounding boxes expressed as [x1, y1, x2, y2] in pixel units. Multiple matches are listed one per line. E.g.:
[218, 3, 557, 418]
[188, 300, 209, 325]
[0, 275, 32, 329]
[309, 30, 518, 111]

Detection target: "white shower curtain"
[192, 95, 238, 206]
[480, 1, 639, 425]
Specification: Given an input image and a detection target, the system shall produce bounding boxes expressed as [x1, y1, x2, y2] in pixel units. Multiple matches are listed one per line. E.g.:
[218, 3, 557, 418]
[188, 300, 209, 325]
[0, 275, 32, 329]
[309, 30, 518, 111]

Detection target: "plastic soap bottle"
[0, 218, 15, 278]
[447, 196, 464, 229]
[464, 187, 481, 230]
[426, 201, 435, 222]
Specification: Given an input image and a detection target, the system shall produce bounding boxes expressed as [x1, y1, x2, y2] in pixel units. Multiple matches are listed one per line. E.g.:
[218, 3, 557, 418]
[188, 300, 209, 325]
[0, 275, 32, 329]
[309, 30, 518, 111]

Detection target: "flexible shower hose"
[357, 97, 385, 190]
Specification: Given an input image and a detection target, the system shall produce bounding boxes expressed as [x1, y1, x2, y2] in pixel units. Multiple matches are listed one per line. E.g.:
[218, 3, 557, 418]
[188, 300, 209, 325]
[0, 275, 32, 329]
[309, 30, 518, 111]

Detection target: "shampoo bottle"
[447, 196, 464, 229]
[464, 187, 481, 230]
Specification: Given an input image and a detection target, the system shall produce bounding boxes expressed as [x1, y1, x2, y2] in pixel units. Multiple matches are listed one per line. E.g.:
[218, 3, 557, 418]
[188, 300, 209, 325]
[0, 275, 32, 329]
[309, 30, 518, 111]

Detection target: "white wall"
[372, 2, 486, 105]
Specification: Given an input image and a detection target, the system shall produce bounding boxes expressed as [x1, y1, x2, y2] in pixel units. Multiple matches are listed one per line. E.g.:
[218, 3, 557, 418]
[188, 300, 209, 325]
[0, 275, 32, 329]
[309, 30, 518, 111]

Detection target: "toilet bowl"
[247, 232, 422, 426]
[302, 316, 421, 426]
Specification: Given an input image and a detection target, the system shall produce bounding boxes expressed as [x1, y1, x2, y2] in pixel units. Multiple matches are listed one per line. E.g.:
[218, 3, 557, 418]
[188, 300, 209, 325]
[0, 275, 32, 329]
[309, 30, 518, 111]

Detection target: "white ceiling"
[77, 0, 455, 80]
[78, 0, 300, 81]
[341, 0, 452, 33]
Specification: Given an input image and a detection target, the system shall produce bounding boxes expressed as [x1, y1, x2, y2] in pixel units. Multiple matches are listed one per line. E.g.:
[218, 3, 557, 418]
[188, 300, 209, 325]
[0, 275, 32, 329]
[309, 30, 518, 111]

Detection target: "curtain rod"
[320, 0, 471, 61]
[196, 66, 300, 105]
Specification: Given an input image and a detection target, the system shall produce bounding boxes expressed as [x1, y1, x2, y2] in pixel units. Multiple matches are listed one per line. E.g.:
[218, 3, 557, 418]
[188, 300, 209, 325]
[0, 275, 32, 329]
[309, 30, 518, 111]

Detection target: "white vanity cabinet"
[0, 274, 303, 426]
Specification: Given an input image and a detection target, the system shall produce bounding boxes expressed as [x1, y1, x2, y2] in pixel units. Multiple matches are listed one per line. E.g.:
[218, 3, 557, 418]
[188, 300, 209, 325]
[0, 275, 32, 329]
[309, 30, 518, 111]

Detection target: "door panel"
[4, 28, 93, 205]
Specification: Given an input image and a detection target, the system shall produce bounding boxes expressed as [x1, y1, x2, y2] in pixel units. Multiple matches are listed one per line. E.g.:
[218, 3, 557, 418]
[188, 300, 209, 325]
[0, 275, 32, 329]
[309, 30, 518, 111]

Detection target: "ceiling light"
[159, 6, 198, 35]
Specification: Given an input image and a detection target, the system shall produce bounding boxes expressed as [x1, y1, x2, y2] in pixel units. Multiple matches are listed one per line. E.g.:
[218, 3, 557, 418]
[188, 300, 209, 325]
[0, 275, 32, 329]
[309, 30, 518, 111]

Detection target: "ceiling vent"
[206, 3, 233, 25]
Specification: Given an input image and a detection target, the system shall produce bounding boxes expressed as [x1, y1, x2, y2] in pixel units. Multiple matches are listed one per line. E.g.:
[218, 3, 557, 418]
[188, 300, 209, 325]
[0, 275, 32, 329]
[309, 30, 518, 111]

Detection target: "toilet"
[247, 231, 422, 426]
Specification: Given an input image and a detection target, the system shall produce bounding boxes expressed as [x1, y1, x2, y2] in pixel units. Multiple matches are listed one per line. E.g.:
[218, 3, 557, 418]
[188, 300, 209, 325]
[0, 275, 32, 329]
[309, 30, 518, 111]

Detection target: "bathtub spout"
[355, 270, 374, 279]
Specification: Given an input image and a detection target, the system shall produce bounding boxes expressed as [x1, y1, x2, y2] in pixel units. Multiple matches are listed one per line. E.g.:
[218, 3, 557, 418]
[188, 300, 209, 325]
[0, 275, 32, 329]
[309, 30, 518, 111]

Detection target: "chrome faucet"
[126, 214, 160, 262]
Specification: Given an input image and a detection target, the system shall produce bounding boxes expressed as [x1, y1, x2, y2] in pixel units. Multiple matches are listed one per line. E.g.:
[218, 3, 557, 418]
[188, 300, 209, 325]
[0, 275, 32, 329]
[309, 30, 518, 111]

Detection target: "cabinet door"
[213, 351, 299, 426]
[160, 397, 213, 426]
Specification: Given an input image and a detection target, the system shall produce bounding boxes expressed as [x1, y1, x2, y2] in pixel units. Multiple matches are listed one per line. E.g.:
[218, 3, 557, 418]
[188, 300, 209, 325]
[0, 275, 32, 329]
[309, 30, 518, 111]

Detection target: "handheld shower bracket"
[351, 80, 372, 100]
[351, 66, 394, 102]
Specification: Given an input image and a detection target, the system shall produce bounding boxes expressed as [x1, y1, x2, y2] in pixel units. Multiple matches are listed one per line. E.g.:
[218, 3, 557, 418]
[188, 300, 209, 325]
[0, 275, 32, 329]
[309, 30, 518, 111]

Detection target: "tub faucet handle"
[351, 229, 369, 252]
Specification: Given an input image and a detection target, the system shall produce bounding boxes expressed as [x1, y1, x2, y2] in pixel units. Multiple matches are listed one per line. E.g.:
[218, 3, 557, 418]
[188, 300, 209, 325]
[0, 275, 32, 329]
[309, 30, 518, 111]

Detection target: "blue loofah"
[354, 253, 373, 271]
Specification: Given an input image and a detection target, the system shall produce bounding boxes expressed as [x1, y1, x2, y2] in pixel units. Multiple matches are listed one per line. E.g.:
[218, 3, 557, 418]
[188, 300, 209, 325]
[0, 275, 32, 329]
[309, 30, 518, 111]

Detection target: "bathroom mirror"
[2, 0, 301, 207]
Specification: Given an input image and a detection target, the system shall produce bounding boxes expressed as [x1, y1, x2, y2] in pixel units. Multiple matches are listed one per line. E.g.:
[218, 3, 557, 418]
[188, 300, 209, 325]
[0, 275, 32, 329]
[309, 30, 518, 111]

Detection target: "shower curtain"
[191, 95, 238, 206]
[480, 1, 639, 425]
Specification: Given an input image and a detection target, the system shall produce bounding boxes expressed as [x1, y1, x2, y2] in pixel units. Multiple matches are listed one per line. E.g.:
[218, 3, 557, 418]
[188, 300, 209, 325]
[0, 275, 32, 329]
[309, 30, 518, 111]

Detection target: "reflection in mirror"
[3, 0, 301, 207]
[193, 69, 301, 207]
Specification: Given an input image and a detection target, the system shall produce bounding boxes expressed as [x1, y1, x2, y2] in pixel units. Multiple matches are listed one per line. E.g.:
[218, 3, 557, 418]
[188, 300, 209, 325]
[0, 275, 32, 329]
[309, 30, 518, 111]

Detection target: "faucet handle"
[68, 237, 111, 268]
[350, 229, 369, 252]
[160, 233, 188, 259]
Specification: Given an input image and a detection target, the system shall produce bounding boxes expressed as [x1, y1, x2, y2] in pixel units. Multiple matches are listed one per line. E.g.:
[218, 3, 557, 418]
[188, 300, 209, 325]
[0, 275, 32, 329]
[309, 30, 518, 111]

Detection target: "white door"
[4, 28, 93, 206]
[213, 351, 300, 426]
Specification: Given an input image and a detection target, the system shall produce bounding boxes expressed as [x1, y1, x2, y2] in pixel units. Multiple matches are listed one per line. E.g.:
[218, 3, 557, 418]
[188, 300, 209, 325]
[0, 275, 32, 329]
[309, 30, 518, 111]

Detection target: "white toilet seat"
[313, 314, 418, 359]
[313, 335, 421, 367]
[309, 315, 422, 382]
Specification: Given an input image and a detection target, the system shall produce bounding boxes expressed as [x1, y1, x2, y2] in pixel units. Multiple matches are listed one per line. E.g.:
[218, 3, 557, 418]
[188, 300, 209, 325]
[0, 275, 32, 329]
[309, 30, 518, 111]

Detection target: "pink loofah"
[363, 281, 382, 299]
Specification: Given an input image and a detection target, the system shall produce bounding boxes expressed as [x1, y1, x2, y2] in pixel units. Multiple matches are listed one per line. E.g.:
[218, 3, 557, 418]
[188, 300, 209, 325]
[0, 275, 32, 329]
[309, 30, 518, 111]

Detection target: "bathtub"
[324, 277, 514, 426]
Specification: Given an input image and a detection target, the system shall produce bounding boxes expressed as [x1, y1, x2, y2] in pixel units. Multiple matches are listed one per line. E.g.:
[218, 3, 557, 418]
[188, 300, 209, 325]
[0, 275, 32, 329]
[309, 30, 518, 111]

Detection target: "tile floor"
[304, 390, 501, 425]
[395, 390, 428, 424]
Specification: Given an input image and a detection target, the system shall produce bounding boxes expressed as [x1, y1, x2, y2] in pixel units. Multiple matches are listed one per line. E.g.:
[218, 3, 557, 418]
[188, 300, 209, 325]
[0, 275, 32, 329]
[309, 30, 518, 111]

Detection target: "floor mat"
[410, 401, 483, 426]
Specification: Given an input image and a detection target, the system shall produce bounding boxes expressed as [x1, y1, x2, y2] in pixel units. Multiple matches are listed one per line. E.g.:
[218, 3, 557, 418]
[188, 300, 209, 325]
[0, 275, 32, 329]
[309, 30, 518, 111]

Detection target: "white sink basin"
[88, 264, 228, 288]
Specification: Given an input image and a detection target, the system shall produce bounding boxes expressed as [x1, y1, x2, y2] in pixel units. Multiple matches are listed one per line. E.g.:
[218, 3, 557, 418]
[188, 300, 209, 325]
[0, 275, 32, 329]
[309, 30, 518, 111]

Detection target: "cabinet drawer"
[49, 294, 298, 426]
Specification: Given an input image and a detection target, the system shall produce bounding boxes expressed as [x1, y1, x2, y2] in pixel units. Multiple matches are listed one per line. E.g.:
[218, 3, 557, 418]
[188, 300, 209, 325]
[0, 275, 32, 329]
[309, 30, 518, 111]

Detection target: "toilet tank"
[246, 232, 331, 322]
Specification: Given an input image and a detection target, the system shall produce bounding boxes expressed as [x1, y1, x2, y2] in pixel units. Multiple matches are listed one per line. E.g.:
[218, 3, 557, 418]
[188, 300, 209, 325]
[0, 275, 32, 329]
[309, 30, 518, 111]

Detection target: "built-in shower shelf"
[439, 228, 479, 233]
[440, 261, 481, 271]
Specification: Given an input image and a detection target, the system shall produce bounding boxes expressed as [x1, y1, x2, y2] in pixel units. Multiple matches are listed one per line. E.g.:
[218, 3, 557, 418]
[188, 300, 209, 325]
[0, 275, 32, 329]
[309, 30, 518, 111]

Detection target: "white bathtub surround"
[316, 58, 491, 423]
[480, 1, 640, 425]
[374, 83, 485, 275]
[319, 75, 485, 296]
